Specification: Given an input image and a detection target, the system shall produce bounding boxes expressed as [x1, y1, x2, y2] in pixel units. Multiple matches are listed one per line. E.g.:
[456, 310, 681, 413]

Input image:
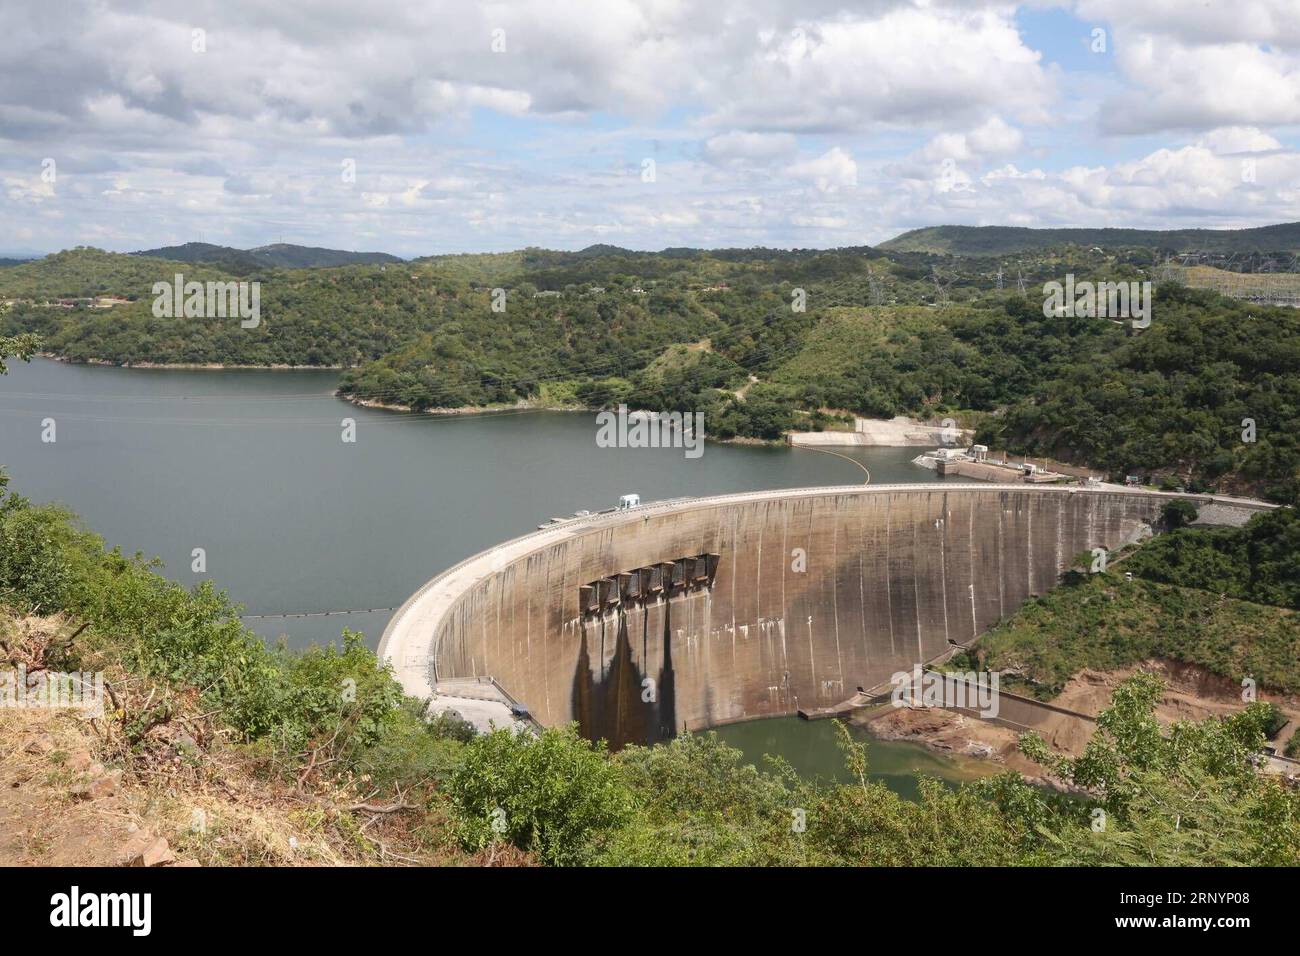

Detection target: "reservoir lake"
[0, 357, 983, 790]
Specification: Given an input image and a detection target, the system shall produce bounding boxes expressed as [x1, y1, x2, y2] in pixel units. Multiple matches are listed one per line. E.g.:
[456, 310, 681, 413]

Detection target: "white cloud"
[1100, 37, 1300, 134]
[1198, 127, 1284, 155]
[4, 175, 56, 204]
[786, 147, 858, 192]
[1075, 0, 1300, 50]
[0, 1, 1054, 146]
[1, 1, 1298, 255]
[967, 116, 1025, 157]
[704, 131, 798, 164]
[1071, 0, 1300, 134]
[700, 6, 1053, 133]
[920, 116, 1024, 164]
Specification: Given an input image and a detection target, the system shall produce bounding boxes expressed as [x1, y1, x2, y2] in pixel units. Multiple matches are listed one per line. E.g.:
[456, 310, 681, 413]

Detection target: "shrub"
[0, 475, 412, 779]
[1162, 499, 1199, 530]
[597, 732, 796, 865]
[447, 724, 633, 865]
[1260, 702, 1289, 740]
[1125, 508, 1300, 609]
[0, 503, 86, 609]
[426, 708, 478, 743]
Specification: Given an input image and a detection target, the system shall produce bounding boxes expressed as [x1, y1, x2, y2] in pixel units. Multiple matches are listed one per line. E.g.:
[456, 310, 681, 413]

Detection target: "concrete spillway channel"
[379, 484, 1274, 748]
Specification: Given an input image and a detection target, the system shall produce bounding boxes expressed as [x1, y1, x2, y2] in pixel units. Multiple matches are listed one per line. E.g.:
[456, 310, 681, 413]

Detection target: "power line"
[7, 264, 991, 415]
[6, 308, 823, 414]
[0, 321, 831, 424]
[10, 263, 923, 410]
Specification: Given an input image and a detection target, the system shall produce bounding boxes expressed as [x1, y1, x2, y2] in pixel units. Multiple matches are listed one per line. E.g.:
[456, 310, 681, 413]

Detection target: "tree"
[1018, 672, 1299, 865]
[1161, 498, 1199, 530]
[0, 331, 39, 374]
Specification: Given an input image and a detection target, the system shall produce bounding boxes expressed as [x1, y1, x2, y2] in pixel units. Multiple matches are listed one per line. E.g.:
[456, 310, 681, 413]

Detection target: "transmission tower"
[1015, 263, 1028, 296]
[995, 264, 1004, 291]
[866, 263, 886, 306]
[930, 266, 953, 306]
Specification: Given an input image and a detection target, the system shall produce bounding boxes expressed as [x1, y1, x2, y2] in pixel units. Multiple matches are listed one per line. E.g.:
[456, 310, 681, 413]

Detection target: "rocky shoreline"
[857, 705, 1078, 793]
[853, 659, 1300, 793]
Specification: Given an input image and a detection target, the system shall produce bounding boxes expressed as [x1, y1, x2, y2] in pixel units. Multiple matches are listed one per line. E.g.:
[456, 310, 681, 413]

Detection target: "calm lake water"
[1, 357, 966, 789]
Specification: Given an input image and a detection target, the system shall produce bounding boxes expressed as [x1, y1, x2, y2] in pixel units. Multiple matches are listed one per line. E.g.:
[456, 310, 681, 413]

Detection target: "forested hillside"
[881, 222, 1300, 255]
[977, 285, 1300, 503]
[960, 508, 1300, 712]
[135, 241, 404, 270]
[3, 239, 1298, 501]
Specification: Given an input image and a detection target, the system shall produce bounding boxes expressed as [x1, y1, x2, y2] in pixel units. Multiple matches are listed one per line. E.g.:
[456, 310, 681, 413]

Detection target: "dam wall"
[380, 485, 1273, 748]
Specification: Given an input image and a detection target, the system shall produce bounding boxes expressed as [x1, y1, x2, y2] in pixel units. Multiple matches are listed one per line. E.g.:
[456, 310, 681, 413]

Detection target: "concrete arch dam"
[379, 484, 1273, 749]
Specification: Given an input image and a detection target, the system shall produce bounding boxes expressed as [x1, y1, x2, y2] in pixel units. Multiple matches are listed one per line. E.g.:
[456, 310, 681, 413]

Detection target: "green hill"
[247, 243, 404, 268]
[0, 247, 223, 299]
[135, 241, 404, 270]
[881, 223, 1300, 256]
[4, 239, 1299, 502]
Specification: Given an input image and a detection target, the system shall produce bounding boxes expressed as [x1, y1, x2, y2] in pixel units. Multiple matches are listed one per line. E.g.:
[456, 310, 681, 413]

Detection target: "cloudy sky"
[3, 0, 1299, 257]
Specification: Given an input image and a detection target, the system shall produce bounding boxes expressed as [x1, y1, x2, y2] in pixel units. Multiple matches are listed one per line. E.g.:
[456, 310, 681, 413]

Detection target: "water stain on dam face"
[572, 600, 677, 749]
[402, 486, 1273, 737]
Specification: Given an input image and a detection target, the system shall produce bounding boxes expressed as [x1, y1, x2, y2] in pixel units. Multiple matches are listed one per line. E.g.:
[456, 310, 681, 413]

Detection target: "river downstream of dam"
[1, 357, 972, 789]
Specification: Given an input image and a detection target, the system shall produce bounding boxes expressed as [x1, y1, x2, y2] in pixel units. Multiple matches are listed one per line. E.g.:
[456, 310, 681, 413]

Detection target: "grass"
[0, 608, 472, 866]
[970, 573, 1300, 700]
